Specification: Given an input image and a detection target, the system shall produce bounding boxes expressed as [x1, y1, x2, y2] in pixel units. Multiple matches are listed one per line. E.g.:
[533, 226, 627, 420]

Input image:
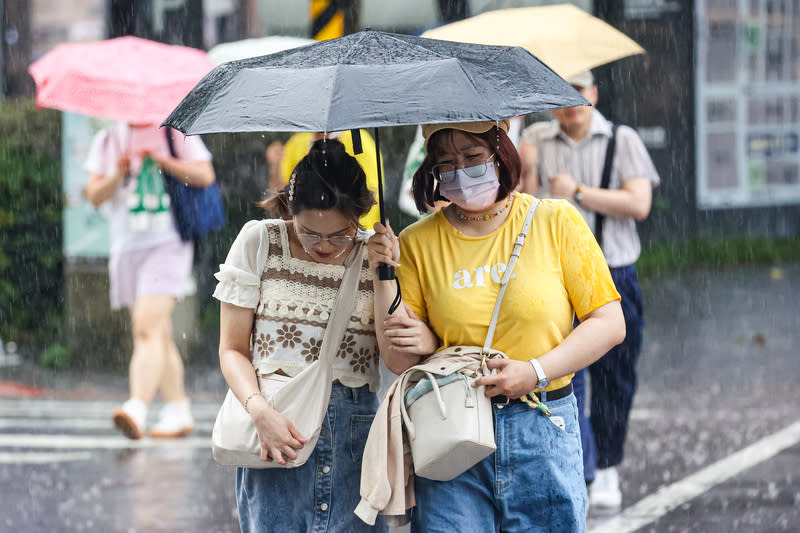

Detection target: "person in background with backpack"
[84, 121, 215, 440]
[521, 70, 660, 511]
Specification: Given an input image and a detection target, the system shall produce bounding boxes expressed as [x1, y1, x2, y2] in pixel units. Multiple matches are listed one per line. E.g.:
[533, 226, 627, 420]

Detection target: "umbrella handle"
[373, 127, 395, 281]
[376, 264, 394, 280]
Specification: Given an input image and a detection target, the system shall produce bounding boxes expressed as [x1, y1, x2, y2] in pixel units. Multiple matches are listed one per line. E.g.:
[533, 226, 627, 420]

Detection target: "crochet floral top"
[213, 219, 380, 391]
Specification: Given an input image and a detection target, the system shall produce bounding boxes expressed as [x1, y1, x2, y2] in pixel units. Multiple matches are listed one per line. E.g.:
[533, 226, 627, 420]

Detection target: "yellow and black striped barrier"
[310, 0, 349, 41]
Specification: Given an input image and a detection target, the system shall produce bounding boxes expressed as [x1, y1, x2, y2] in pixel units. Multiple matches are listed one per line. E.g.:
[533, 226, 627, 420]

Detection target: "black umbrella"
[165, 30, 585, 133]
[164, 30, 588, 278]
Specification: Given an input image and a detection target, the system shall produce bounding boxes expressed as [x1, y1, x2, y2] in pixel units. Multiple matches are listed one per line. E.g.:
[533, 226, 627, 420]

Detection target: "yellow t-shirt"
[396, 194, 620, 391]
[280, 130, 382, 230]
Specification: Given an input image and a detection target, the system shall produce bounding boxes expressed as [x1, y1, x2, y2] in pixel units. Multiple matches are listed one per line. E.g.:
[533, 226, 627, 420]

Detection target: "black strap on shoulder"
[164, 127, 177, 158]
[594, 124, 617, 249]
[350, 129, 363, 155]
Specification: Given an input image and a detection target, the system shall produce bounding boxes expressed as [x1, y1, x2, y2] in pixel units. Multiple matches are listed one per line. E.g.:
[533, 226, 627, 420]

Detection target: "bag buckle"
[479, 350, 492, 375]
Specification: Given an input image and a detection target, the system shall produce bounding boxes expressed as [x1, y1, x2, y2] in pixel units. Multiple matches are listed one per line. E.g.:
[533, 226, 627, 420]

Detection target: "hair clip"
[288, 171, 296, 203]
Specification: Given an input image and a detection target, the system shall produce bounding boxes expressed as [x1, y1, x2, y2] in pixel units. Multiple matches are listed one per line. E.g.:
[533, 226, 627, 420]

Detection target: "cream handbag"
[399, 199, 538, 481]
[399, 348, 499, 481]
[211, 241, 364, 469]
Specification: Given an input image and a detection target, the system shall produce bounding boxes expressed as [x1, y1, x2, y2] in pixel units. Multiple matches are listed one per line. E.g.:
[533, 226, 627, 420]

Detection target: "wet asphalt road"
[1, 264, 798, 532]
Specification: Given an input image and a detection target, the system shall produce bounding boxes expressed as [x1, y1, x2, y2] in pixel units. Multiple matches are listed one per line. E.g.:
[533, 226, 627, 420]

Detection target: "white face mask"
[438, 163, 501, 212]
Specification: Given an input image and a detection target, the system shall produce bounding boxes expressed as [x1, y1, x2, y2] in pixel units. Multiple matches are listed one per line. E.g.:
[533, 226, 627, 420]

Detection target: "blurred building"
[608, 0, 800, 242]
[1, 0, 242, 100]
[251, 0, 589, 36]
[2, 0, 797, 241]
[3, 0, 797, 238]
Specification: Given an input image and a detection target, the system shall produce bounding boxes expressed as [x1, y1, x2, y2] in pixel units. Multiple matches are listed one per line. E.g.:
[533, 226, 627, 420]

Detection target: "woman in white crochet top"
[213, 139, 398, 532]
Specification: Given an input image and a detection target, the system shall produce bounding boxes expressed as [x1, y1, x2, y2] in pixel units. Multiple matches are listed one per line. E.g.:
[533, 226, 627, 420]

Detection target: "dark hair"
[412, 126, 520, 214]
[260, 138, 375, 227]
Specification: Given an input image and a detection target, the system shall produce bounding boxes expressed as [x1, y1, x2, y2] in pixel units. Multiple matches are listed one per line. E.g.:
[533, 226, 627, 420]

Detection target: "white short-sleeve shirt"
[84, 122, 213, 254]
[213, 220, 380, 391]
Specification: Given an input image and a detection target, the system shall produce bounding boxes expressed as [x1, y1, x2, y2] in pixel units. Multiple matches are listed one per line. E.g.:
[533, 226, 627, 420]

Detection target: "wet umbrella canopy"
[163, 30, 588, 134]
[421, 4, 645, 81]
[164, 30, 587, 279]
[29, 36, 214, 124]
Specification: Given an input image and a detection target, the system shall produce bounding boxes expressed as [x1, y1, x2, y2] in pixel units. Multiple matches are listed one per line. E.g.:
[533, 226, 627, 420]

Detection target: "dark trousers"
[574, 264, 644, 483]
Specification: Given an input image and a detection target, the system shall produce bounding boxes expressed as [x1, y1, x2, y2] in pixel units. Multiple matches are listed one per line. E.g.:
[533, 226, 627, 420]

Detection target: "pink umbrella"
[28, 36, 214, 124]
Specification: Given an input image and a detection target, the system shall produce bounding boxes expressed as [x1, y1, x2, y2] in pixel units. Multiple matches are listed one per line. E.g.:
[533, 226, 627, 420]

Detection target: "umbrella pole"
[374, 127, 395, 281]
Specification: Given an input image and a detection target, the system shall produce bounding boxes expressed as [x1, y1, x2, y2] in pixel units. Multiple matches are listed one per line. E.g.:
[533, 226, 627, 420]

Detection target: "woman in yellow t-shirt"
[367, 120, 625, 532]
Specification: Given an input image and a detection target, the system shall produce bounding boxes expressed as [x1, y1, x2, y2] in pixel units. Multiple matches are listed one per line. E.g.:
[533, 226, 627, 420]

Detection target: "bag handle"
[400, 370, 476, 439]
[482, 198, 539, 353]
[399, 369, 445, 440]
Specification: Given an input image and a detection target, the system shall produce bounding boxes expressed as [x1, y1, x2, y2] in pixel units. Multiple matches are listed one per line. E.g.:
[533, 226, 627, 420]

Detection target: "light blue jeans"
[410, 393, 586, 533]
[236, 383, 387, 533]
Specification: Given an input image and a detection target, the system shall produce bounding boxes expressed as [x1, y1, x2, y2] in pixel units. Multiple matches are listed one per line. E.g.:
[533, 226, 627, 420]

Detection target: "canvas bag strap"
[315, 241, 365, 366]
[483, 198, 539, 352]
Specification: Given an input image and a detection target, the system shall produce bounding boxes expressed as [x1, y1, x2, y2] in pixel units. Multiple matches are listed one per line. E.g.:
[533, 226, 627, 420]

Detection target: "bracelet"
[243, 391, 261, 414]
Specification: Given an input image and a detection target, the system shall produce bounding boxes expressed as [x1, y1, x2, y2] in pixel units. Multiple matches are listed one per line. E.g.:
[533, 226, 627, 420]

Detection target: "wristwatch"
[528, 358, 550, 390]
[573, 185, 584, 206]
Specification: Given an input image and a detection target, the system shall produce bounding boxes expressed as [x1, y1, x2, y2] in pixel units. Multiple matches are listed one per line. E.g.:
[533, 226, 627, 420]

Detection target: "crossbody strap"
[315, 241, 364, 366]
[594, 124, 617, 249]
[164, 127, 176, 158]
[483, 198, 539, 352]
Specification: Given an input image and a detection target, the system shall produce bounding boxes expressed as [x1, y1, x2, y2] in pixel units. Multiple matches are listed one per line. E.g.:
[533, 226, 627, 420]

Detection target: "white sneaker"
[149, 399, 194, 438]
[590, 467, 623, 510]
[112, 398, 148, 440]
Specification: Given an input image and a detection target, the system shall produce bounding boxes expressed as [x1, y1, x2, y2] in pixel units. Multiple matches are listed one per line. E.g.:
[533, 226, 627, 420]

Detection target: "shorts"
[109, 239, 194, 310]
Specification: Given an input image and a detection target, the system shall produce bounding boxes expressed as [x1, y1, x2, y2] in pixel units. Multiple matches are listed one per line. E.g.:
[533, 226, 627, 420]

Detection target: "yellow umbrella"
[422, 4, 644, 81]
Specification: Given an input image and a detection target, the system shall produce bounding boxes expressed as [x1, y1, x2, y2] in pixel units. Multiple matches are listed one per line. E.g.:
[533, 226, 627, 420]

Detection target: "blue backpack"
[162, 129, 226, 241]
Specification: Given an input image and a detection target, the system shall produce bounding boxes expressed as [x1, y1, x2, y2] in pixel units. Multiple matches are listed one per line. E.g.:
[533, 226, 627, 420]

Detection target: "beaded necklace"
[453, 194, 514, 222]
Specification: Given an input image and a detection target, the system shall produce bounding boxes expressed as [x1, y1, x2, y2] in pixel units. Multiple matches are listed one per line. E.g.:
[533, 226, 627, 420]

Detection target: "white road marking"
[589, 420, 800, 533]
[0, 399, 222, 418]
[0, 433, 211, 449]
[0, 451, 92, 464]
[0, 398, 217, 454]
[0, 418, 214, 431]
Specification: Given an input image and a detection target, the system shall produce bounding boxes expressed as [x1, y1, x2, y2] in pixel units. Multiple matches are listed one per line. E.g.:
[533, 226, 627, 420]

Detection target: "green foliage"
[637, 235, 800, 279]
[0, 99, 63, 347]
[39, 342, 73, 369]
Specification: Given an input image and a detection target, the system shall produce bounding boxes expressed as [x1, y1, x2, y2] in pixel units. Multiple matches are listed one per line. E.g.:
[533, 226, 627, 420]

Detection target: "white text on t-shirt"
[452, 263, 516, 289]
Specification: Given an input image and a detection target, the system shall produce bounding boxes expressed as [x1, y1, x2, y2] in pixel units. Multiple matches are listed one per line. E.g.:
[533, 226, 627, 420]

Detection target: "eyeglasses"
[431, 154, 496, 184]
[296, 232, 355, 248]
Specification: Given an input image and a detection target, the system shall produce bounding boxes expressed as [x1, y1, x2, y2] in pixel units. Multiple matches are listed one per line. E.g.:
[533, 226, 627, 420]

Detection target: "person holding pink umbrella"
[29, 36, 218, 439]
[84, 120, 215, 439]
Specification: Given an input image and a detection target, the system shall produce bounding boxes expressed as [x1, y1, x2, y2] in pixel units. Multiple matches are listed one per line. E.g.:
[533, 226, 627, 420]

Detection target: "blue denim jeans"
[410, 393, 586, 533]
[572, 368, 596, 483]
[575, 264, 644, 481]
[236, 383, 387, 533]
